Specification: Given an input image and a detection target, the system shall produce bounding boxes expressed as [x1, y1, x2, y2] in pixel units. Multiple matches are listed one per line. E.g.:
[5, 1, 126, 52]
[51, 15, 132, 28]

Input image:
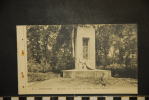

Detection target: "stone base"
[62, 69, 111, 79]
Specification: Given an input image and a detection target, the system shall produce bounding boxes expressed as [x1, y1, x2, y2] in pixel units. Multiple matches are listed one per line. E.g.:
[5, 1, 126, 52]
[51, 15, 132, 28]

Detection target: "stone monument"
[62, 25, 111, 79]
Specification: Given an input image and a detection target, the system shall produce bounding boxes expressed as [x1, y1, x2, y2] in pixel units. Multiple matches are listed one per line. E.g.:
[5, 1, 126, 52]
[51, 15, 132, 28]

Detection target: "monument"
[63, 25, 111, 79]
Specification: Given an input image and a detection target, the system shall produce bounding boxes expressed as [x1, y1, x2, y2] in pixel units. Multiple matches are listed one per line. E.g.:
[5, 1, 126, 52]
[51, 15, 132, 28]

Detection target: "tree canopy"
[27, 24, 137, 78]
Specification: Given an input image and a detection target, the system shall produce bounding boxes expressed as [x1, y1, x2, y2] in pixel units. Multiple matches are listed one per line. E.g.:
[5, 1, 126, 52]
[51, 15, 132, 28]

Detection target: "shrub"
[28, 72, 59, 82]
[99, 64, 137, 79]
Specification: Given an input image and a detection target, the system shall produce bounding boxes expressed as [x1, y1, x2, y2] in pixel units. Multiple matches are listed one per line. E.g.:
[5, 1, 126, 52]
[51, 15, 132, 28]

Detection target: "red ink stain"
[21, 50, 24, 56]
[21, 72, 24, 78]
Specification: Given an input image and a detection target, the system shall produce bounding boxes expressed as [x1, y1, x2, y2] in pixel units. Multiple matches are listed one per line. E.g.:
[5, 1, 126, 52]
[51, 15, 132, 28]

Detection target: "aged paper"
[17, 24, 138, 94]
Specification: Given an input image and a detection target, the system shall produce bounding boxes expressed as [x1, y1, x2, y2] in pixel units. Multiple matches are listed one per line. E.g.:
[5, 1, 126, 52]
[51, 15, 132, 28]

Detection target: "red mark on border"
[21, 72, 24, 78]
[21, 50, 24, 56]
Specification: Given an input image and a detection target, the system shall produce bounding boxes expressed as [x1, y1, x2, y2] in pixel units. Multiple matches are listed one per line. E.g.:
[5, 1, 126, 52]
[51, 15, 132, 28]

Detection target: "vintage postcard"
[17, 24, 138, 94]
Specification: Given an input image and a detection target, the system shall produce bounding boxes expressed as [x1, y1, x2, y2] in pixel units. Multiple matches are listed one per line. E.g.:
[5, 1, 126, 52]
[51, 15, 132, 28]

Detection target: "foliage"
[96, 24, 137, 68]
[27, 25, 75, 73]
[51, 25, 75, 72]
[28, 72, 59, 82]
[27, 24, 137, 78]
[97, 64, 137, 78]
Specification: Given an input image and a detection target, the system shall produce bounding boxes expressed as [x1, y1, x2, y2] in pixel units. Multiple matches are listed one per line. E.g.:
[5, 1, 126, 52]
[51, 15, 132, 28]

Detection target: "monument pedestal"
[62, 69, 111, 79]
[62, 26, 112, 80]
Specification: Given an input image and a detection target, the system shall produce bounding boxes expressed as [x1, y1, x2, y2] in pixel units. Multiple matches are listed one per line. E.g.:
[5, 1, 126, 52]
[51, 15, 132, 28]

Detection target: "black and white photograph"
[17, 24, 137, 94]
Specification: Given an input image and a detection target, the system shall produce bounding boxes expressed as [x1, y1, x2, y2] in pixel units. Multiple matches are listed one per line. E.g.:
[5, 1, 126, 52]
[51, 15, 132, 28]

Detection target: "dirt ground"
[29, 77, 137, 88]
[26, 76, 137, 94]
[25, 72, 137, 94]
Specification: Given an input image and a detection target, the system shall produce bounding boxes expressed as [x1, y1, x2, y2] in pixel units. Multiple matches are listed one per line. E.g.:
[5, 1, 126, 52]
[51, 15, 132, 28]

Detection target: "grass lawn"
[28, 72, 60, 82]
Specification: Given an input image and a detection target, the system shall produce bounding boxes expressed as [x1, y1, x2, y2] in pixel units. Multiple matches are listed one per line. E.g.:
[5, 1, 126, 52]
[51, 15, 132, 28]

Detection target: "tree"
[51, 25, 75, 72]
[95, 25, 113, 66]
[27, 25, 61, 72]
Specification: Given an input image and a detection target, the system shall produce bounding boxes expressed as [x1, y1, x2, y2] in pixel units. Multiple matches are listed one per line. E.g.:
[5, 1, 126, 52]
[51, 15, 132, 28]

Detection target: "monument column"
[62, 25, 111, 79]
[75, 25, 95, 70]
